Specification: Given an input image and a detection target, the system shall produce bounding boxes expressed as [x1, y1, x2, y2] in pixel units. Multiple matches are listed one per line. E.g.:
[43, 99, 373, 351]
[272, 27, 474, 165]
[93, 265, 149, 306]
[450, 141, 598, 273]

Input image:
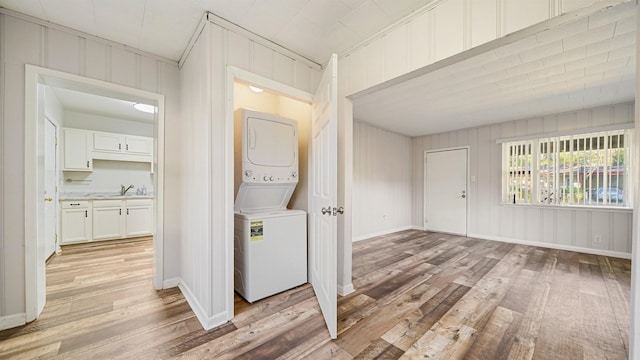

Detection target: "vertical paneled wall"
[341, 0, 618, 96]
[178, 20, 320, 329]
[179, 27, 212, 323]
[412, 102, 634, 255]
[353, 121, 413, 240]
[0, 12, 180, 323]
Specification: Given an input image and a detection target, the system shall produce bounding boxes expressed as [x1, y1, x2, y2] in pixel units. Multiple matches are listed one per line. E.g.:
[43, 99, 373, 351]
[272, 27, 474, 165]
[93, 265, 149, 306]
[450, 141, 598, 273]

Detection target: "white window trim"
[500, 127, 634, 209]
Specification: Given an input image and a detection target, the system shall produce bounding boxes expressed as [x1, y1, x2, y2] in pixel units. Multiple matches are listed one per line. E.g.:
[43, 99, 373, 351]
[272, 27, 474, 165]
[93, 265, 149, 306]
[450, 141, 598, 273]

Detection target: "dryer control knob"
[245, 170, 252, 177]
[291, 171, 297, 178]
[263, 176, 269, 181]
[269, 176, 274, 181]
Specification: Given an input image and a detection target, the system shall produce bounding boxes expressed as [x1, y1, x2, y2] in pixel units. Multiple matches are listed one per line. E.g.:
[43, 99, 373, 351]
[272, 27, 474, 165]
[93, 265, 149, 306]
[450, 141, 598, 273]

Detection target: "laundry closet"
[232, 81, 311, 303]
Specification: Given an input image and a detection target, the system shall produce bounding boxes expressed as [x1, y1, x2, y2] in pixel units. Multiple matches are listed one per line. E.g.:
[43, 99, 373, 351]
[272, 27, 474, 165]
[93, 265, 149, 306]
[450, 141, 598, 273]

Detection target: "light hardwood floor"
[0, 230, 631, 359]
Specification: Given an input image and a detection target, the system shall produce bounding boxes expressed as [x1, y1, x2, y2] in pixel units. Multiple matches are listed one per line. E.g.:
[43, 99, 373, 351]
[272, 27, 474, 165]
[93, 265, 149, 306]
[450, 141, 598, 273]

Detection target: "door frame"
[423, 146, 470, 235]
[24, 65, 166, 322]
[224, 66, 313, 319]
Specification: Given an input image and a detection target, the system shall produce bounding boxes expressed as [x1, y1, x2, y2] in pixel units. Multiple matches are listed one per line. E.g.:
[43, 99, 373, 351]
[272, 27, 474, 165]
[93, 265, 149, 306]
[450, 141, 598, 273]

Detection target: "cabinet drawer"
[61, 201, 90, 209]
[93, 199, 124, 208]
[126, 199, 152, 207]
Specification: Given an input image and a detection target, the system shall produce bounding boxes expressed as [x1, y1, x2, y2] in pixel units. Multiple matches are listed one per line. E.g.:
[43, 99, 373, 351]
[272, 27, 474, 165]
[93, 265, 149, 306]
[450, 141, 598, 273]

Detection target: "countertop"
[59, 192, 154, 201]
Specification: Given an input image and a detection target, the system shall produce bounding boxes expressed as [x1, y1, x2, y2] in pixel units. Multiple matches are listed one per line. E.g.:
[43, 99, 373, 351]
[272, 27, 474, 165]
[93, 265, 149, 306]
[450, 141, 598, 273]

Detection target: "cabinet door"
[63, 129, 92, 171]
[61, 208, 91, 244]
[124, 136, 152, 155]
[126, 205, 153, 237]
[93, 207, 125, 240]
[94, 132, 123, 153]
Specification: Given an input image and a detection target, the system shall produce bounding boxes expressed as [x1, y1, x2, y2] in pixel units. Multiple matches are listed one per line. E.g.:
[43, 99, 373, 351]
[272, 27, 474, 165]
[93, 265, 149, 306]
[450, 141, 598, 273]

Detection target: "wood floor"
[0, 230, 631, 359]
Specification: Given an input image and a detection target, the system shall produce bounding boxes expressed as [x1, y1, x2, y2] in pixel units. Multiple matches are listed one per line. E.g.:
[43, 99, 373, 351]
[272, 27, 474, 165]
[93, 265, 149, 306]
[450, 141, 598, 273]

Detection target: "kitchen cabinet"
[60, 201, 92, 244]
[63, 129, 92, 171]
[124, 135, 153, 155]
[125, 199, 153, 237]
[62, 128, 153, 171]
[63, 198, 153, 244]
[93, 132, 153, 156]
[93, 132, 123, 153]
[93, 200, 125, 240]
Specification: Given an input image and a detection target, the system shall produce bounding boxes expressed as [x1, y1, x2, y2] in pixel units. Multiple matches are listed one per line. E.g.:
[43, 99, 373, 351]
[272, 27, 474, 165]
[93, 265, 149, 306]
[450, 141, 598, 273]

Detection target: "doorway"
[424, 147, 468, 235]
[24, 65, 166, 322]
[226, 59, 339, 338]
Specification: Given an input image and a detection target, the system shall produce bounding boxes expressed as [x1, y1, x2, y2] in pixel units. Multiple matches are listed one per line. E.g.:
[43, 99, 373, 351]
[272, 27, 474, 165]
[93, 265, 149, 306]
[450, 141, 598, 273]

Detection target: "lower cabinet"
[93, 200, 125, 240]
[61, 198, 153, 244]
[125, 199, 154, 237]
[61, 201, 92, 244]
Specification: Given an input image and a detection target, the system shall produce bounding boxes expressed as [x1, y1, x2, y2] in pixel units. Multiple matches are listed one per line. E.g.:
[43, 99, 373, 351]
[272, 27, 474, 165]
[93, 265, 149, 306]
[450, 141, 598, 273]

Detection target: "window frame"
[499, 125, 634, 209]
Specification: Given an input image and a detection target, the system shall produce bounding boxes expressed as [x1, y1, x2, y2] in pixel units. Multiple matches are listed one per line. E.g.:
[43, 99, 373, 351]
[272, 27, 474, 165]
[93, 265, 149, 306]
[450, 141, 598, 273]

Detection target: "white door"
[44, 118, 57, 258]
[309, 54, 338, 339]
[424, 148, 468, 235]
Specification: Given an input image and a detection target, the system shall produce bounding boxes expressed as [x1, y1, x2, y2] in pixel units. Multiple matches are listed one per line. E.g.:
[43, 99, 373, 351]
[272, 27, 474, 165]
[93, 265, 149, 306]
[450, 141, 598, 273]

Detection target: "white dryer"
[233, 108, 307, 303]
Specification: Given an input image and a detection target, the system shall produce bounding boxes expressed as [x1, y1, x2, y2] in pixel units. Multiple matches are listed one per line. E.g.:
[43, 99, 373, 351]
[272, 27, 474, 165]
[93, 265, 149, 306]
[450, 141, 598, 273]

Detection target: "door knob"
[334, 207, 344, 215]
[321, 207, 332, 215]
[44, 197, 53, 202]
[461, 194, 466, 198]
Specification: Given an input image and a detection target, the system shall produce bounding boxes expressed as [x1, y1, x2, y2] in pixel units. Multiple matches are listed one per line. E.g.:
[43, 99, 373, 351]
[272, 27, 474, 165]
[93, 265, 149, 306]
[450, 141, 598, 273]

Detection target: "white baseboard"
[178, 281, 230, 330]
[0, 313, 26, 331]
[338, 283, 355, 296]
[467, 233, 632, 259]
[353, 225, 423, 242]
[163, 277, 180, 289]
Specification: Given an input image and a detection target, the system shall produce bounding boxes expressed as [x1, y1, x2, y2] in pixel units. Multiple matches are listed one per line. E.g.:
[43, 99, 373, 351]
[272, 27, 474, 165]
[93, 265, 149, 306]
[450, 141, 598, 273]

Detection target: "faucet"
[120, 184, 135, 196]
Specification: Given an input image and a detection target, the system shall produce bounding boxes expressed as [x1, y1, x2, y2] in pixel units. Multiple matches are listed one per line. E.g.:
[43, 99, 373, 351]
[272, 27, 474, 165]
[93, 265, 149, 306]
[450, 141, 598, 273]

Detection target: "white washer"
[234, 210, 307, 303]
[233, 108, 308, 303]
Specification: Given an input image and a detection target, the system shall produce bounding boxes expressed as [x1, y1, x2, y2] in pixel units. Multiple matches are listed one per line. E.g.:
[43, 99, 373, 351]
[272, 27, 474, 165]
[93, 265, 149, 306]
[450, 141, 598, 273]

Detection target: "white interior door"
[44, 118, 58, 258]
[309, 54, 338, 338]
[424, 148, 468, 235]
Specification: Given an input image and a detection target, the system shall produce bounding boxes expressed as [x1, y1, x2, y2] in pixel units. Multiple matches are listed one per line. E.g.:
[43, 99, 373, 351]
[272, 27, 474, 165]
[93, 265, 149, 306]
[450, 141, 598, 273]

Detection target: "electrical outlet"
[594, 235, 602, 244]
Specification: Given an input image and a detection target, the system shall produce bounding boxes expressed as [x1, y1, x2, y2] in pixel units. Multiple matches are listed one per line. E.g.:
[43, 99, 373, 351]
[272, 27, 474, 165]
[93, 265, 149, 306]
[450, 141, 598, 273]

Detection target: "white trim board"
[338, 283, 354, 296]
[0, 313, 26, 332]
[467, 232, 632, 260]
[178, 281, 229, 330]
[352, 225, 423, 242]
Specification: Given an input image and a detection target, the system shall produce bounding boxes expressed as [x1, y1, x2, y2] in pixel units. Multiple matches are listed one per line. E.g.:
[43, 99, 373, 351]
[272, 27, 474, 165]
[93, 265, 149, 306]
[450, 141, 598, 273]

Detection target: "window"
[501, 128, 633, 207]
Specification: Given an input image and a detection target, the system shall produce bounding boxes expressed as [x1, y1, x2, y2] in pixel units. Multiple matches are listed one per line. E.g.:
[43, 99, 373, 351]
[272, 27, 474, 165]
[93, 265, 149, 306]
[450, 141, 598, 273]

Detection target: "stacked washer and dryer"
[233, 108, 307, 303]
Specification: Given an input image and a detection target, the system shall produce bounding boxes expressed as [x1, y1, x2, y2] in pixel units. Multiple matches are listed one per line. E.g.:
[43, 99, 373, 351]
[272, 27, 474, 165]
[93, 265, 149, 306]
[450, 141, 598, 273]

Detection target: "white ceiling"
[0, 1, 635, 137]
[50, 87, 155, 123]
[0, 0, 435, 64]
[353, 2, 636, 136]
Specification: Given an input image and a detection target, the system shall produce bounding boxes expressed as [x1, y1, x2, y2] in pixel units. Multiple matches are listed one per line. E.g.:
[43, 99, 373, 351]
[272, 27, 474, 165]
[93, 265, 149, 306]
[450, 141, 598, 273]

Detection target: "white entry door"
[44, 118, 58, 258]
[309, 54, 338, 339]
[424, 148, 468, 235]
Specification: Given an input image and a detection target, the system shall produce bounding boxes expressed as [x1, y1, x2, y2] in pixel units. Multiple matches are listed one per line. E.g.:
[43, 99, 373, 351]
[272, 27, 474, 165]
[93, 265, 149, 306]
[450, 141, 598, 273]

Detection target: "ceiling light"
[249, 85, 264, 93]
[133, 103, 157, 113]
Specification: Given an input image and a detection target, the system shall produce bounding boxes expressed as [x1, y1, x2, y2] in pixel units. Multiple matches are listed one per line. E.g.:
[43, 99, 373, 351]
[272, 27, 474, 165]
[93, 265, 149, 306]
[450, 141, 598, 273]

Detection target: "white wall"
[340, 0, 622, 96]
[0, 11, 181, 328]
[412, 102, 634, 257]
[179, 19, 321, 329]
[61, 161, 154, 195]
[352, 121, 413, 240]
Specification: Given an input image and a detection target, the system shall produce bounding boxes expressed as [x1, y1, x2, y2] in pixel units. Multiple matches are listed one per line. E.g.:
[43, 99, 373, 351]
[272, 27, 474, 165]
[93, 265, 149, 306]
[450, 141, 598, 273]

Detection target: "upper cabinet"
[124, 135, 152, 155]
[63, 128, 92, 171]
[93, 132, 122, 153]
[63, 128, 153, 171]
[92, 131, 153, 158]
